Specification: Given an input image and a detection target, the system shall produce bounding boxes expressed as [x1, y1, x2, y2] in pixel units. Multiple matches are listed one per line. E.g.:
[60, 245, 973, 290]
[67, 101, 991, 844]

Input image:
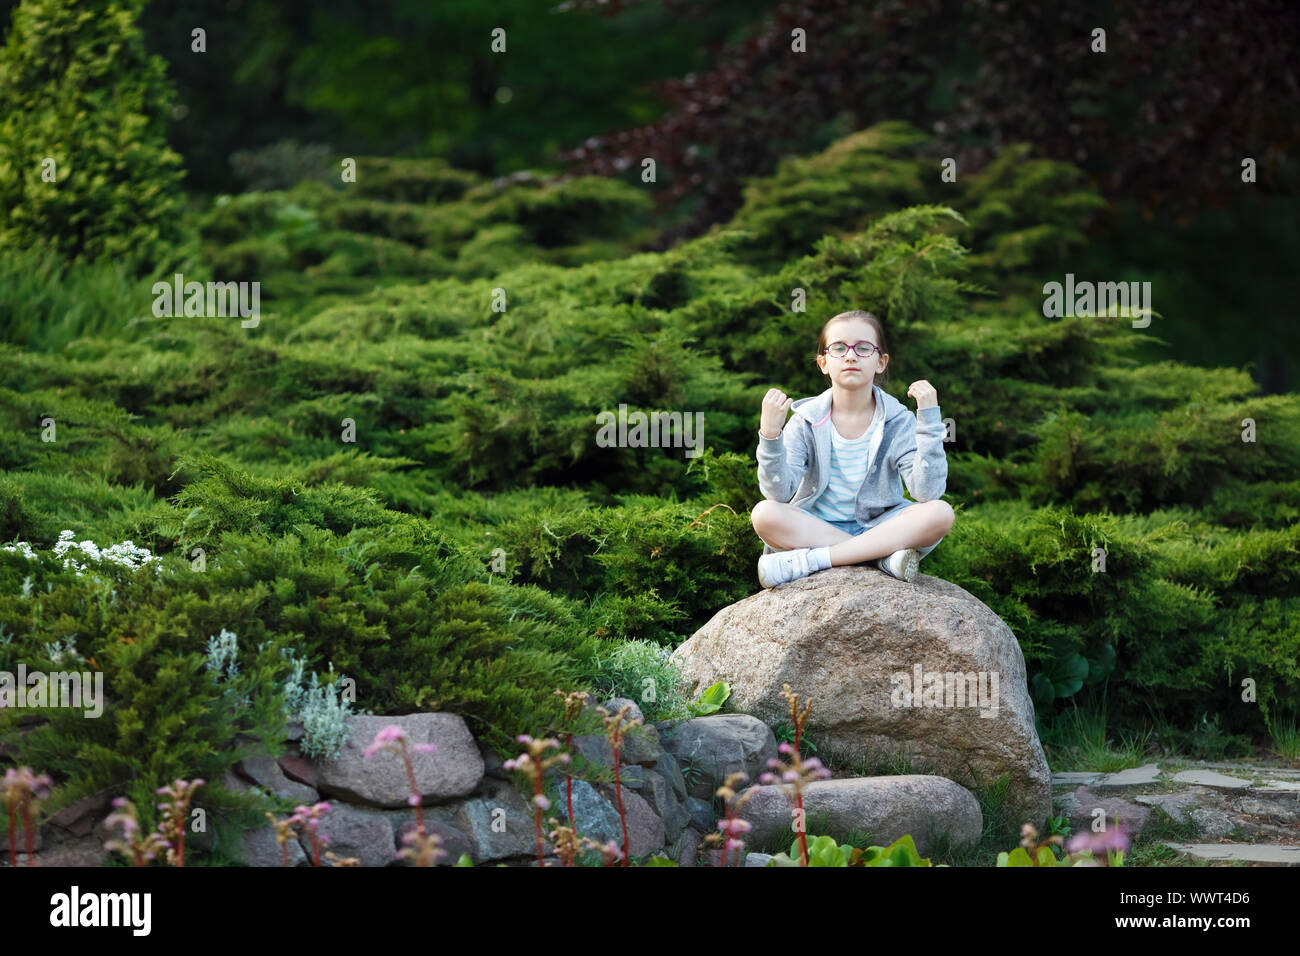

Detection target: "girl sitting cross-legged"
[751, 309, 954, 588]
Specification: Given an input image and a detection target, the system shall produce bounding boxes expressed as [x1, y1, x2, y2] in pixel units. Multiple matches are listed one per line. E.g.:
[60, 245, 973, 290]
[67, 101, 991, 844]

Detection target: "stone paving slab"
[1052, 762, 1300, 791]
[1170, 770, 1252, 789]
[1191, 762, 1300, 777]
[1162, 843, 1300, 865]
[1133, 790, 1208, 825]
[1093, 763, 1163, 787]
[1052, 772, 1102, 786]
[1042, 758, 1300, 855]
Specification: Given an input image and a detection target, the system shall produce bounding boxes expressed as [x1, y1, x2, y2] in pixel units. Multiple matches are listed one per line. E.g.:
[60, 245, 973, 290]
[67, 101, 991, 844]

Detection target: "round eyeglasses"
[823, 341, 881, 359]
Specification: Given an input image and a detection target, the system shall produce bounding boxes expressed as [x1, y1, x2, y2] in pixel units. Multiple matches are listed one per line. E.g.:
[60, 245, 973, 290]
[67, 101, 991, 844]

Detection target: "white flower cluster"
[4, 530, 164, 577]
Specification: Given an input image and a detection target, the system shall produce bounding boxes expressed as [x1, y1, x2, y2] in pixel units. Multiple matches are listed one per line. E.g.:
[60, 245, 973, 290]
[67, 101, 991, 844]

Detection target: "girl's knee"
[751, 499, 784, 533]
[909, 499, 953, 541]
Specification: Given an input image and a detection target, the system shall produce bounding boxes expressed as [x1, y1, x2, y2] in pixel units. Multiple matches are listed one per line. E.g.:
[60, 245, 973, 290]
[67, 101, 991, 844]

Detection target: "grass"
[1040, 704, 1155, 772]
[1265, 714, 1300, 763]
[1123, 808, 1213, 867]
[0, 246, 161, 352]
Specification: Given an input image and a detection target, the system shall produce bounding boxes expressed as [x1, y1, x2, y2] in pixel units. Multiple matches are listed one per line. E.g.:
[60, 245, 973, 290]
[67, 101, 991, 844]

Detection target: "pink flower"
[759, 773, 776, 784]
[408, 794, 422, 807]
[777, 742, 793, 754]
[533, 794, 550, 811]
[1067, 827, 1130, 856]
[364, 725, 408, 759]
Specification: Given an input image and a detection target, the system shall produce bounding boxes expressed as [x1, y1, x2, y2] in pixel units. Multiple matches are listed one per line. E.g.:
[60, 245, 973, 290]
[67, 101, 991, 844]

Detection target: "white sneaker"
[877, 548, 920, 583]
[757, 548, 816, 588]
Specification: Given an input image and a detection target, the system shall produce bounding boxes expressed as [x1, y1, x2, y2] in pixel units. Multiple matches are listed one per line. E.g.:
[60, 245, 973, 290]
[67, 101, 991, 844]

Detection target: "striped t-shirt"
[808, 404, 884, 523]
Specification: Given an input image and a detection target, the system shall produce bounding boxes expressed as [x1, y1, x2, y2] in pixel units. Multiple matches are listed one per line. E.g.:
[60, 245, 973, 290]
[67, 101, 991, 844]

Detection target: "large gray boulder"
[315, 713, 483, 809]
[737, 775, 983, 857]
[670, 565, 1051, 828]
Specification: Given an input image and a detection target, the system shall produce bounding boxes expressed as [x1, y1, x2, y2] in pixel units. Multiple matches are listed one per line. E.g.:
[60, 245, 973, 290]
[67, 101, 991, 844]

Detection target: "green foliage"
[927, 503, 1300, 733]
[0, 556, 290, 833]
[0, 0, 188, 274]
[1158, 712, 1253, 762]
[3, 119, 1297, 840]
[579, 638, 691, 723]
[229, 139, 339, 192]
[351, 156, 479, 204]
[774, 723, 818, 756]
[689, 680, 730, 717]
[997, 846, 1061, 867]
[280, 649, 357, 762]
[0, 247, 158, 352]
[995, 842, 1119, 868]
[190, 172, 655, 313]
[767, 833, 942, 867]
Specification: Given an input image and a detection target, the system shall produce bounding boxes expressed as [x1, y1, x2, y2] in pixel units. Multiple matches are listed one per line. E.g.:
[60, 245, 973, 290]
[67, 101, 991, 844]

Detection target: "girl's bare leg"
[826, 501, 952, 565]
[751, 500, 855, 550]
[751, 499, 954, 564]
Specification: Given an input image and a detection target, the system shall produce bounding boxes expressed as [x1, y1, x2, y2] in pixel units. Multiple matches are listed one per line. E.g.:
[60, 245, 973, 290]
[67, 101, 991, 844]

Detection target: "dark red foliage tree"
[556, 0, 1299, 240]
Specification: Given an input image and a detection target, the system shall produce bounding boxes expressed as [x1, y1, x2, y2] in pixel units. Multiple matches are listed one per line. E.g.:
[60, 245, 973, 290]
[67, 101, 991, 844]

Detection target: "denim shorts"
[805, 500, 944, 559]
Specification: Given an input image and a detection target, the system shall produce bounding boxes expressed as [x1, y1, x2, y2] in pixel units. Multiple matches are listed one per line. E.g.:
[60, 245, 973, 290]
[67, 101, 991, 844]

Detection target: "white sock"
[808, 546, 833, 571]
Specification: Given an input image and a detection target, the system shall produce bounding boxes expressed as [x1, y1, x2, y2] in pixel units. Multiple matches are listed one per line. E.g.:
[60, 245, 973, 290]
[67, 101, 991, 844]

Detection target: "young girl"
[751, 309, 954, 587]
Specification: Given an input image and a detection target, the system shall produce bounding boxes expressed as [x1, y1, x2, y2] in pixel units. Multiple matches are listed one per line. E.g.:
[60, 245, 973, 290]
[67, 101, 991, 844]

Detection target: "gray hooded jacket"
[755, 383, 948, 553]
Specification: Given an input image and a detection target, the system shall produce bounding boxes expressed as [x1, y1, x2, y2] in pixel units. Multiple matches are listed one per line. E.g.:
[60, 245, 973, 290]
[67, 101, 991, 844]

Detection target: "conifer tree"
[0, 0, 187, 273]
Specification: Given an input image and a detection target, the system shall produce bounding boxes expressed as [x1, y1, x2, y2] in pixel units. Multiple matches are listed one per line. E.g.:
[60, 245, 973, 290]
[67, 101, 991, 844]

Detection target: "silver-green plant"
[281, 649, 354, 761]
[205, 628, 250, 709]
[204, 628, 240, 681]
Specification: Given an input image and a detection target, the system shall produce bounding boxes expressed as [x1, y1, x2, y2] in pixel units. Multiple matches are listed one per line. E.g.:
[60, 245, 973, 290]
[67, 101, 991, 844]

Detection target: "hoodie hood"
[789, 384, 905, 428]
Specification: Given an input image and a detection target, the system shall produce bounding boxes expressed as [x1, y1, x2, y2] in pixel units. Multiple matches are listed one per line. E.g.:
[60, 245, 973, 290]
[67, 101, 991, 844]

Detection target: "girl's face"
[817, 318, 888, 389]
